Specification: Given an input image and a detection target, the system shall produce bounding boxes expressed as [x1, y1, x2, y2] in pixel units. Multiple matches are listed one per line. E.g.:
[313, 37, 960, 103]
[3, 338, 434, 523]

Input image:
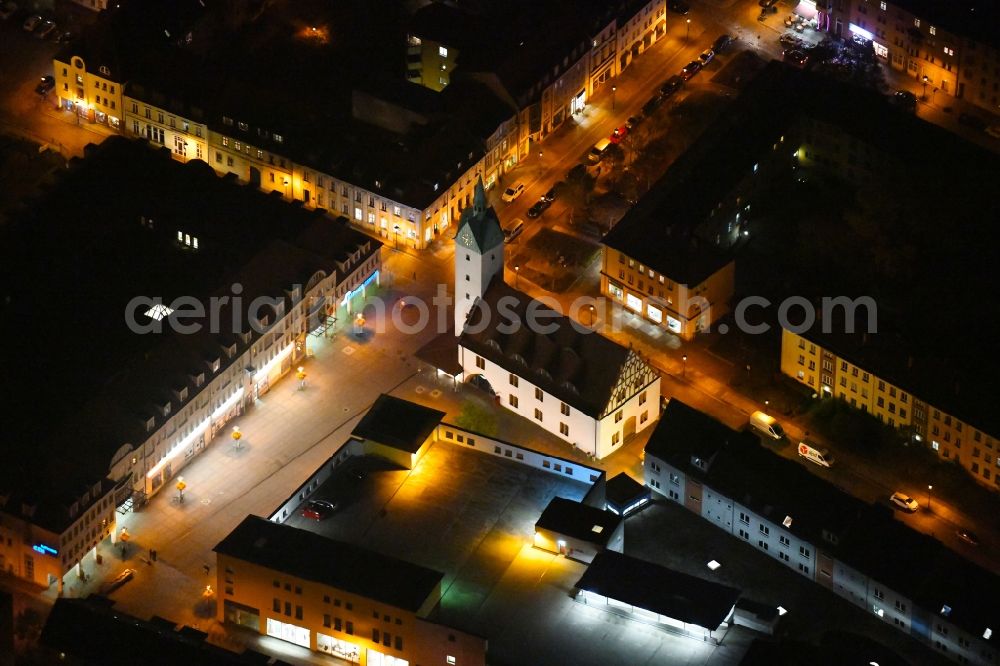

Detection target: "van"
[504, 218, 525, 242]
[749, 411, 785, 440]
[588, 138, 612, 164]
[797, 440, 834, 467]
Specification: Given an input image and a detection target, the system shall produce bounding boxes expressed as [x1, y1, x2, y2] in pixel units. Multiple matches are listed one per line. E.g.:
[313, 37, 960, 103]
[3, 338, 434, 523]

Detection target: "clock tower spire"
[454, 176, 504, 334]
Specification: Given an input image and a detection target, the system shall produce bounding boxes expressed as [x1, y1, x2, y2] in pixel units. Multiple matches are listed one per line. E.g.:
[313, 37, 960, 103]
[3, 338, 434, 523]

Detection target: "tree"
[455, 401, 498, 436]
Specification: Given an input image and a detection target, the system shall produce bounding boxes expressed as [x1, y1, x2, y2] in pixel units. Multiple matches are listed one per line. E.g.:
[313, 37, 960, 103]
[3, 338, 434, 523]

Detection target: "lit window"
[879, 0, 885, 8]
[274, 134, 283, 143]
[447, 658, 456, 666]
[913, 18, 920, 27]
[929, 25, 936, 35]
[439, 46, 448, 58]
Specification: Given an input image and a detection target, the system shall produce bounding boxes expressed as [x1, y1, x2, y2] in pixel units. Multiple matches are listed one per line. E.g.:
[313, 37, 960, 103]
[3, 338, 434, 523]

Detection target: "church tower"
[454, 177, 504, 334]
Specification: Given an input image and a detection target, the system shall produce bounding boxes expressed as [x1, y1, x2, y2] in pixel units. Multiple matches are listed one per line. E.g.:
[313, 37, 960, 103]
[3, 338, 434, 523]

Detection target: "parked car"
[713, 34, 734, 53]
[100, 568, 136, 595]
[956, 529, 980, 546]
[609, 125, 628, 144]
[23, 14, 42, 31]
[780, 33, 803, 49]
[625, 115, 642, 130]
[890, 89, 917, 112]
[35, 75, 55, 95]
[797, 440, 834, 467]
[503, 218, 525, 241]
[0, 1, 18, 20]
[36, 19, 56, 39]
[986, 125, 1000, 139]
[641, 96, 662, 116]
[660, 75, 684, 98]
[784, 49, 808, 67]
[501, 181, 525, 202]
[301, 499, 338, 520]
[680, 60, 702, 80]
[889, 492, 919, 513]
[958, 113, 987, 131]
[699, 48, 715, 65]
[526, 198, 551, 218]
[57, 30, 75, 43]
[588, 137, 612, 163]
[542, 182, 563, 202]
[667, 0, 690, 14]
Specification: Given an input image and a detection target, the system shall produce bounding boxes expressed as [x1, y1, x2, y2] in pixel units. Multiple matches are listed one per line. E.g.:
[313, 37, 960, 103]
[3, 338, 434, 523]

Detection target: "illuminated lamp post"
[682, 354, 688, 378]
[686, 19, 691, 43]
[231, 425, 242, 450]
[514, 265, 520, 288]
[588, 304, 596, 327]
[119, 527, 130, 557]
[176, 477, 186, 503]
[354, 312, 366, 335]
[393, 224, 400, 251]
[611, 86, 617, 112]
[296, 366, 307, 390]
[921, 75, 929, 100]
[926, 484, 933, 512]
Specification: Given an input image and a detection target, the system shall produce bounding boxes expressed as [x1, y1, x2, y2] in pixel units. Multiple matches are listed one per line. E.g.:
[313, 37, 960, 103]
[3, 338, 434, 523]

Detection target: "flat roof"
[214, 515, 443, 613]
[604, 472, 648, 508]
[351, 395, 446, 454]
[535, 497, 622, 546]
[645, 399, 748, 465]
[575, 551, 741, 631]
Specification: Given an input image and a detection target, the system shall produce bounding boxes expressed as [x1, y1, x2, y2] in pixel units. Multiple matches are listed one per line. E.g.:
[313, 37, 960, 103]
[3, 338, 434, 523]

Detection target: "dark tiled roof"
[884, 0, 1000, 50]
[351, 395, 445, 454]
[459, 281, 637, 418]
[215, 516, 443, 612]
[456, 180, 504, 253]
[40, 597, 253, 666]
[647, 401, 1000, 643]
[535, 497, 622, 545]
[644, 399, 745, 465]
[575, 551, 741, 630]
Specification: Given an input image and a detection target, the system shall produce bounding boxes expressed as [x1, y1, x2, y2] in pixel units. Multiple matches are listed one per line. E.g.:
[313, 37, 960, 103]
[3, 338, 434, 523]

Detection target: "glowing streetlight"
[588, 304, 596, 327]
[686, 19, 691, 43]
[927, 484, 933, 512]
[393, 224, 400, 251]
[514, 265, 520, 288]
[176, 477, 186, 503]
[296, 366, 307, 390]
[611, 85, 617, 111]
[231, 425, 242, 449]
[682, 354, 688, 377]
[921, 75, 929, 100]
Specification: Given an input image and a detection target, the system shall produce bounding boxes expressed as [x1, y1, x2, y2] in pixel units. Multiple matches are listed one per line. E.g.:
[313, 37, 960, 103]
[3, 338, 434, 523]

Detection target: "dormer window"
[160, 402, 171, 417]
[222, 116, 233, 126]
[212, 359, 221, 372]
[177, 387, 188, 401]
[273, 134, 283, 143]
[177, 230, 199, 249]
[238, 121, 248, 131]
[145, 417, 155, 432]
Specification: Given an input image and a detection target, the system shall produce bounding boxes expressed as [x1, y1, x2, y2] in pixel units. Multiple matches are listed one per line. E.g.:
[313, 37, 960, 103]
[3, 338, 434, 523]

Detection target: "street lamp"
[176, 477, 186, 504]
[283, 178, 290, 199]
[927, 484, 933, 512]
[682, 354, 688, 377]
[921, 75, 929, 100]
[393, 224, 400, 251]
[296, 366, 307, 390]
[588, 304, 596, 327]
[686, 19, 691, 43]
[611, 85, 617, 112]
[231, 425, 242, 450]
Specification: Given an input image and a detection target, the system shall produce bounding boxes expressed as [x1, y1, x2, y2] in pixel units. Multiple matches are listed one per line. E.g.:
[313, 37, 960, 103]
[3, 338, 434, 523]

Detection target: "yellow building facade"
[601, 247, 735, 341]
[780, 328, 1000, 490]
[53, 53, 123, 131]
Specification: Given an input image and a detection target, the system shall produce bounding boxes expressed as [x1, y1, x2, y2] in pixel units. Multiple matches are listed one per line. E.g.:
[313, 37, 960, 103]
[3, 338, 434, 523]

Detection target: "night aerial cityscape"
[1, 0, 999, 665]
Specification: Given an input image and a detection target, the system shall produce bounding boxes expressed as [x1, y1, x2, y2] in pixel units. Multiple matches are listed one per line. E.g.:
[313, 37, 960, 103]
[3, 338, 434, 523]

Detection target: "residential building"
[818, 0, 1000, 114]
[781, 326, 1000, 491]
[53, 31, 124, 130]
[644, 399, 1000, 665]
[215, 515, 487, 665]
[0, 138, 381, 592]
[453, 180, 660, 458]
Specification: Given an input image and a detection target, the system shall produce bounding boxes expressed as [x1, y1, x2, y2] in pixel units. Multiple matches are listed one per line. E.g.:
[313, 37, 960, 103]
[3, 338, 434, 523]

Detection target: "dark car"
[890, 90, 917, 112]
[660, 75, 684, 98]
[57, 30, 75, 43]
[35, 75, 55, 95]
[956, 529, 980, 546]
[542, 182, 563, 202]
[713, 34, 734, 53]
[641, 95, 662, 116]
[680, 61, 702, 80]
[780, 33, 802, 49]
[958, 113, 987, 131]
[784, 49, 808, 67]
[301, 499, 338, 520]
[667, 0, 689, 14]
[625, 115, 642, 131]
[526, 198, 551, 218]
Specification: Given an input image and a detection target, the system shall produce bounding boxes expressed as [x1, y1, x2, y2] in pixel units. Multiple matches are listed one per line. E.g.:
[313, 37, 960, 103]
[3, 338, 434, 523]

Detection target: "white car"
[890, 492, 919, 513]
[699, 48, 715, 65]
[501, 181, 525, 203]
[36, 19, 56, 39]
[23, 14, 42, 31]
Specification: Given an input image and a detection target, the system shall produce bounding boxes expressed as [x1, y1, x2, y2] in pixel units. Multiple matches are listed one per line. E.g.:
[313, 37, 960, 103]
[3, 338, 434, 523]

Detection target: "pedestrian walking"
[203, 564, 210, 575]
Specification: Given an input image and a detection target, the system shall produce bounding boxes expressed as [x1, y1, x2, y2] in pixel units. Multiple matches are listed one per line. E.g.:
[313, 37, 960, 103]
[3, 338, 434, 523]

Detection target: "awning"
[793, 0, 818, 19]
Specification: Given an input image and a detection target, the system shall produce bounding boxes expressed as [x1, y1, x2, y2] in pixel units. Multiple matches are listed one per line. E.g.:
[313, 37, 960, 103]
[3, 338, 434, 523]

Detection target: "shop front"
[317, 634, 361, 662]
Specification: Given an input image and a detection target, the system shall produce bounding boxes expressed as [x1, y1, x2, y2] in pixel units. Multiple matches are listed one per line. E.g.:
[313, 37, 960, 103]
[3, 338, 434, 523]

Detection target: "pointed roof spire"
[473, 175, 487, 216]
